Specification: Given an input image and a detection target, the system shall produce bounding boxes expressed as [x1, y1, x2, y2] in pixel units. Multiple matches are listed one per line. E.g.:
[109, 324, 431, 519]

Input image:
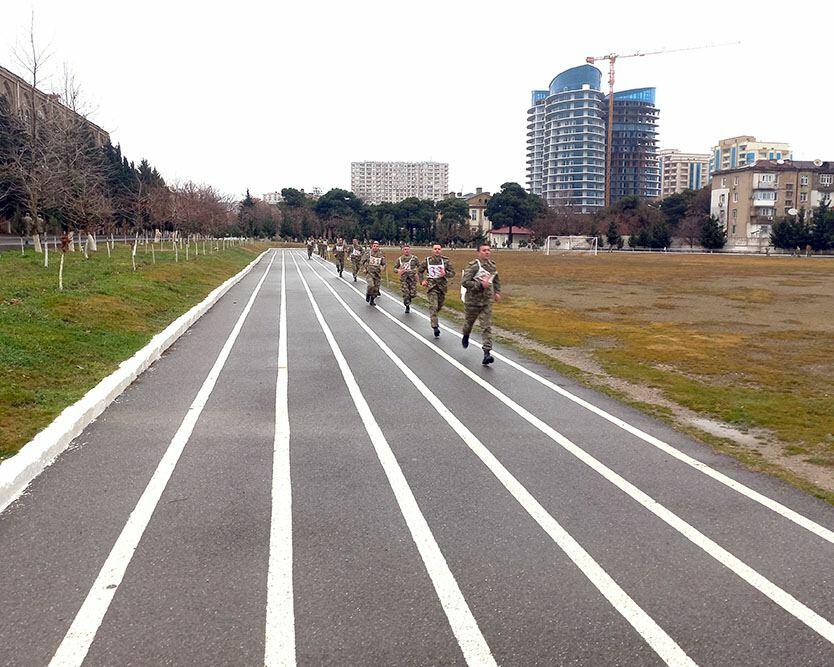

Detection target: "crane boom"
[585, 41, 740, 207]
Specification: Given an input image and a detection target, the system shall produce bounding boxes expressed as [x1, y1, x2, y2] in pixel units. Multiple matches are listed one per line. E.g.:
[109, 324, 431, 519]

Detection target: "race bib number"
[336, 245, 344, 252]
[427, 264, 444, 279]
[475, 267, 494, 284]
[351, 249, 361, 257]
[369, 255, 382, 266]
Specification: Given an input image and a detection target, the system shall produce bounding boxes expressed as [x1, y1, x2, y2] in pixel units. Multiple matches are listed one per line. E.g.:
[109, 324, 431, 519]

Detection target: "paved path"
[1, 249, 832, 666]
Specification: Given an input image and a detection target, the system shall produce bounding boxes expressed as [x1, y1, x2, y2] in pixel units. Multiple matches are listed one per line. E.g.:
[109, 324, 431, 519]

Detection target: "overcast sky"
[3, 1, 833, 200]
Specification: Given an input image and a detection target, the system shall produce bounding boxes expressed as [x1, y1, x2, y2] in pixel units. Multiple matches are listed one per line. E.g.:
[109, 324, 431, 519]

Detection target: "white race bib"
[351, 248, 361, 257]
[369, 255, 382, 266]
[427, 264, 444, 279]
[475, 267, 494, 284]
[336, 245, 344, 252]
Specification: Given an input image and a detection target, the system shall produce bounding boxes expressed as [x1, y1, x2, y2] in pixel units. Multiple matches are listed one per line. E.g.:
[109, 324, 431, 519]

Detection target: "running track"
[1, 249, 832, 666]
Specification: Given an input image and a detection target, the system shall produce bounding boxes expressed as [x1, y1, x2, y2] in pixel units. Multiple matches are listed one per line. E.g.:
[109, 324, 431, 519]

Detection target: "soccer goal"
[544, 235, 598, 256]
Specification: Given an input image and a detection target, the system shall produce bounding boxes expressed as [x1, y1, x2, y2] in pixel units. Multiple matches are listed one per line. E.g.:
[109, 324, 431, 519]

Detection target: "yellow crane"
[586, 42, 740, 207]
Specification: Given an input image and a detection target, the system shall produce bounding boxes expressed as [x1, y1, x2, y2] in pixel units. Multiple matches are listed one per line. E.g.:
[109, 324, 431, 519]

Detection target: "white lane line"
[289, 253, 496, 667]
[265, 251, 294, 667]
[50, 251, 279, 667]
[304, 252, 834, 646]
[309, 253, 834, 546]
[297, 258, 695, 666]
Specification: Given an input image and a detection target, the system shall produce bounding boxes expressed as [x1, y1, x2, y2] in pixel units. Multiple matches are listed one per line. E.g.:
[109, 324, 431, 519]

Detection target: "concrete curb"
[0, 249, 271, 515]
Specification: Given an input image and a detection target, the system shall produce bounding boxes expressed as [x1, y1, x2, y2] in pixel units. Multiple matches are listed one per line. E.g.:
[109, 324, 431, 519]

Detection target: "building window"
[800, 193, 808, 203]
[732, 209, 737, 220]
[800, 175, 809, 186]
[733, 192, 739, 203]
[731, 224, 736, 234]
[721, 177, 726, 187]
[734, 176, 739, 185]
[821, 174, 833, 186]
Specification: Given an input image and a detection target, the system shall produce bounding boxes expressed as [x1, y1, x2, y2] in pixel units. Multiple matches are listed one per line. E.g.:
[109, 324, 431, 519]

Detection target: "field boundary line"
[49, 251, 277, 667]
[298, 257, 695, 665]
[291, 253, 496, 666]
[308, 253, 834, 545]
[0, 250, 271, 516]
[303, 253, 834, 644]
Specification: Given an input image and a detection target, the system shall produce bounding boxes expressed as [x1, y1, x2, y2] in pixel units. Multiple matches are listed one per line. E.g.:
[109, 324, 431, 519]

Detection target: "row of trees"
[770, 202, 834, 252]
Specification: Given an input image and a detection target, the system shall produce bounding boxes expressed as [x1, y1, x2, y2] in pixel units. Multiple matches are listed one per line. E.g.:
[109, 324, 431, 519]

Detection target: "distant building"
[351, 161, 449, 203]
[0, 64, 110, 147]
[263, 191, 283, 205]
[660, 149, 710, 197]
[709, 136, 791, 177]
[489, 226, 534, 248]
[446, 187, 491, 236]
[710, 159, 834, 248]
[605, 88, 660, 202]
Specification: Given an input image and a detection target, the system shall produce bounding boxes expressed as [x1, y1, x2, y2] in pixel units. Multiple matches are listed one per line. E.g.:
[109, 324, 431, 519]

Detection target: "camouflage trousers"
[400, 273, 417, 305]
[427, 288, 447, 328]
[335, 255, 345, 274]
[351, 257, 361, 278]
[307, 247, 313, 258]
[366, 270, 382, 298]
[463, 299, 493, 351]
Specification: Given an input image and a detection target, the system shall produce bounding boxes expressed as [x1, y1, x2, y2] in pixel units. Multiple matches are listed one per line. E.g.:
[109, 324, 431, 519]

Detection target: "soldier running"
[361, 240, 386, 306]
[306, 236, 314, 259]
[460, 243, 501, 365]
[393, 244, 420, 313]
[349, 238, 363, 282]
[333, 237, 347, 277]
[418, 243, 455, 338]
[318, 237, 327, 258]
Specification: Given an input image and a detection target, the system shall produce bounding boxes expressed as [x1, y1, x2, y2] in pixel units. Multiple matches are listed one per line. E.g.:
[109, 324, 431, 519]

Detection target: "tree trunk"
[151, 243, 156, 264]
[33, 233, 43, 253]
[20, 237, 25, 255]
[83, 235, 89, 260]
[44, 242, 49, 268]
[508, 225, 514, 248]
[132, 234, 138, 271]
[87, 233, 97, 252]
[59, 253, 64, 291]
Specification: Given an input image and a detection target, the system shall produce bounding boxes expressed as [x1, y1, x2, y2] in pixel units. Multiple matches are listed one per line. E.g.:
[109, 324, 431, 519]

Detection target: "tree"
[606, 219, 622, 250]
[436, 197, 471, 244]
[700, 215, 727, 250]
[393, 197, 435, 243]
[659, 190, 696, 227]
[678, 214, 703, 249]
[280, 188, 306, 208]
[486, 182, 545, 246]
[314, 188, 364, 238]
[810, 199, 834, 251]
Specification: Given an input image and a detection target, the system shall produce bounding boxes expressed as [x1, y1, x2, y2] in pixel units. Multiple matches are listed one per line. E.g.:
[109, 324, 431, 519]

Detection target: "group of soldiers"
[305, 237, 501, 365]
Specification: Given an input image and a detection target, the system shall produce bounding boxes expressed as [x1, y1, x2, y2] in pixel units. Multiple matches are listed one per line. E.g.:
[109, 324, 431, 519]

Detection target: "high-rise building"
[350, 161, 449, 204]
[526, 65, 658, 211]
[708, 136, 791, 176]
[660, 149, 710, 197]
[606, 88, 660, 202]
[527, 65, 606, 212]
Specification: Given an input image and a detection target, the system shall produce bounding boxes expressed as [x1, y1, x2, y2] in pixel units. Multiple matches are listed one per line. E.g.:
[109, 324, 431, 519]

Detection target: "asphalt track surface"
[1, 249, 833, 666]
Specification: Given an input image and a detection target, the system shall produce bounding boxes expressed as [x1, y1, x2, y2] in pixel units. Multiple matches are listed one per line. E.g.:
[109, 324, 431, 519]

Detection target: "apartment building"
[710, 159, 834, 245]
[708, 136, 791, 177]
[660, 149, 710, 197]
[351, 161, 449, 204]
[605, 88, 660, 202]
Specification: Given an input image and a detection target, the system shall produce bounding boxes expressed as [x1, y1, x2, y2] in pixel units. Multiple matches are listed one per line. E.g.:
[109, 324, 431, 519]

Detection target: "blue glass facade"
[606, 88, 660, 202]
[527, 65, 605, 211]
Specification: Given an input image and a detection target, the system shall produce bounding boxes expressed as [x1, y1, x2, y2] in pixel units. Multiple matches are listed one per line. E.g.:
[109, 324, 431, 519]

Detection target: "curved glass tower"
[527, 67, 660, 210]
[526, 64, 605, 212]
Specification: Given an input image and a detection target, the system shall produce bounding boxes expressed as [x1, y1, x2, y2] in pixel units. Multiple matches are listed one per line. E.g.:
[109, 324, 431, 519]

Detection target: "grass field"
[0, 241, 266, 459]
[376, 248, 834, 501]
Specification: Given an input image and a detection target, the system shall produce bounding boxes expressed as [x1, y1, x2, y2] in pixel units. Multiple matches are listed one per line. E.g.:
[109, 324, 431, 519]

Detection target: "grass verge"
[0, 242, 267, 459]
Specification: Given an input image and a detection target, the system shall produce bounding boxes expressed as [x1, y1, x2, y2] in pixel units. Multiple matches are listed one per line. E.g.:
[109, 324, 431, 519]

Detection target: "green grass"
[0, 242, 267, 459]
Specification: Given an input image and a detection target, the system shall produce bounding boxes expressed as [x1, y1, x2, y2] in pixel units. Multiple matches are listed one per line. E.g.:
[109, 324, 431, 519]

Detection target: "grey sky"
[3, 0, 833, 200]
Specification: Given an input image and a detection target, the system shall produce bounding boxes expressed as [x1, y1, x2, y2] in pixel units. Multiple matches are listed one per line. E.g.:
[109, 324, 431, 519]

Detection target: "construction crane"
[586, 42, 740, 207]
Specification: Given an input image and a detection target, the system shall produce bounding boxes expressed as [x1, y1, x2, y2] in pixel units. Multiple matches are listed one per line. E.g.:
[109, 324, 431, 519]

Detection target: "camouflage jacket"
[349, 244, 364, 261]
[461, 259, 500, 303]
[394, 255, 420, 278]
[333, 242, 347, 259]
[361, 248, 387, 274]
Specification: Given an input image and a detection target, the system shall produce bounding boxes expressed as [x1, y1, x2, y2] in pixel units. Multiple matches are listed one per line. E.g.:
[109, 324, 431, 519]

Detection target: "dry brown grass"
[423, 249, 834, 498]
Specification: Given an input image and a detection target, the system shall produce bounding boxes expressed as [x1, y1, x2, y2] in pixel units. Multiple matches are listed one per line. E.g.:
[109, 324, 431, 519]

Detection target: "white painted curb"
[0, 249, 271, 515]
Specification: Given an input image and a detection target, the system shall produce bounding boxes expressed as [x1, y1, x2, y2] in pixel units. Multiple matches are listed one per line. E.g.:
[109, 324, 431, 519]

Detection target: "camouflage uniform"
[349, 243, 364, 281]
[361, 248, 387, 302]
[394, 254, 420, 308]
[418, 255, 455, 329]
[333, 239, 347, 276]
[306, 238, 314, 259]
[318, 238, 327, 258]
[461, 258, 501, 352]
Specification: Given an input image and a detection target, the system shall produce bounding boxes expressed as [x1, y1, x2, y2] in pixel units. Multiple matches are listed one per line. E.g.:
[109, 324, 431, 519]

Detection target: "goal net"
[544, 235, 598, 256]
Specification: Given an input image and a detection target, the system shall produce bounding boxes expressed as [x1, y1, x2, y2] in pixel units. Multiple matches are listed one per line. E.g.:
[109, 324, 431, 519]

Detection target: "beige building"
[710, 159, 834, 248]
[445, 188, 491, 236]
[660, 149, 710, 197]
[709, 136, 791, 177]
[351, 161, 449, 204]
[1, 64, 110, 147]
